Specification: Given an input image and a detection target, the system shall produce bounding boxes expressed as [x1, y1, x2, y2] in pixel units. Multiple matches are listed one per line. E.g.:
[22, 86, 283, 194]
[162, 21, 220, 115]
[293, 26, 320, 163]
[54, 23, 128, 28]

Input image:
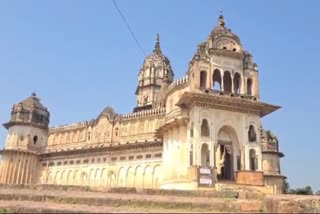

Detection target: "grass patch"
[0, 208, 7, 213]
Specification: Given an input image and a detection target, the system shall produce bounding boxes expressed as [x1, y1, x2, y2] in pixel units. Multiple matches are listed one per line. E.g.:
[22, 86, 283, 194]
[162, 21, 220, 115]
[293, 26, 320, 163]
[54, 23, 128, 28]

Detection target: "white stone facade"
[0, 15, 285, 194]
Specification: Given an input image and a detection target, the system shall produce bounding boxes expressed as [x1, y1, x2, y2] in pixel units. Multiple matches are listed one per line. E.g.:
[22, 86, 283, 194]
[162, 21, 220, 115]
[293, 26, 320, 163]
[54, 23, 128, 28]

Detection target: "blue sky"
[1, 0, 319, 191]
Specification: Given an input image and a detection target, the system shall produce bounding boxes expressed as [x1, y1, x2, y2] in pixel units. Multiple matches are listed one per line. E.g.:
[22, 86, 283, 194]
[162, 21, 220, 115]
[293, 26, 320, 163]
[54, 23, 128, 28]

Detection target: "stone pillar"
[11, 152, 18, 184]
[20, 153, 26, 184]
[171, 127, 177, 179]
[15, 153, 22, 184]
[25, 157, 30, 184]
[231, 74, 234, 93]
[0, 155, 8, 183]
[7, 152, 13, 184]
[168, 129, 173, 180]
[241, 147, 245, 170]
[28, 155, 34, 184]
[221, 71, 224, 91]
[241, 76, 246, 94]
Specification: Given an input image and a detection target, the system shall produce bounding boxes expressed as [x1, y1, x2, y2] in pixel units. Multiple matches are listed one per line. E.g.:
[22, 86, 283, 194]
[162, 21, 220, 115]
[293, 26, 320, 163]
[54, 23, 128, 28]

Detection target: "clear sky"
[1, 0, 319, 191]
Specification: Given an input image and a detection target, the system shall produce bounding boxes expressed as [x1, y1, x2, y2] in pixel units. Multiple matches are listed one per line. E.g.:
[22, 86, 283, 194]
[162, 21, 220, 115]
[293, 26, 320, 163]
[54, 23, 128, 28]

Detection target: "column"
[7, 152, 13, 184]
[221, 70, 224, 91]
[20, 153, 26, 184]
[11, 152, 18, 184]
[231, 74, 234, 93]
[1, 155, 8, 183]
[242, 77, 246, 94]
[241, 146, 245, 170]
[15, 153, 22, 184]
[25, 156, 30, 185]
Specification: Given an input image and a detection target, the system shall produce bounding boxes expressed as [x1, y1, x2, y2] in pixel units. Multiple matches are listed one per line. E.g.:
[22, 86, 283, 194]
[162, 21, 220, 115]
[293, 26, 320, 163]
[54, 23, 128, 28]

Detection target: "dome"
[4, 92, 50, 129]
[208, 15, 243, 52]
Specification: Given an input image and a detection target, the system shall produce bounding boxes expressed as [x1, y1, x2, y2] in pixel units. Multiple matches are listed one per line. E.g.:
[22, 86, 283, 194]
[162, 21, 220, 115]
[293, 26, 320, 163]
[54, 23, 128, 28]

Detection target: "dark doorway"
[217, 143, 234, 181]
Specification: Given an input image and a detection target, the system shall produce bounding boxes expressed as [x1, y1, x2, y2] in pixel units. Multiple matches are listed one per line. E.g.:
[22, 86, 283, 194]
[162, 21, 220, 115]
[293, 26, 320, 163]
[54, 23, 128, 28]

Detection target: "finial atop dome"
[153, 33, 162, 54]
[32, 92, 37, 97]
[218, 11, 225, 28]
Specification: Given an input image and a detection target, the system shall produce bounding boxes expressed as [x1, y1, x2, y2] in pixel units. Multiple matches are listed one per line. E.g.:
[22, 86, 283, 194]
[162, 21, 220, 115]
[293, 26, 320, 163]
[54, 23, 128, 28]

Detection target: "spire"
[218, 11, 225, 28]
[153, 33, 162, 54]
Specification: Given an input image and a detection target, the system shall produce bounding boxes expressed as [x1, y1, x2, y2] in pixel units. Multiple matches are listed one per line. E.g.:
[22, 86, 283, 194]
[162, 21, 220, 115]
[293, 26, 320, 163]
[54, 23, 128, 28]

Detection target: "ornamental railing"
[261, 142, 279, 152]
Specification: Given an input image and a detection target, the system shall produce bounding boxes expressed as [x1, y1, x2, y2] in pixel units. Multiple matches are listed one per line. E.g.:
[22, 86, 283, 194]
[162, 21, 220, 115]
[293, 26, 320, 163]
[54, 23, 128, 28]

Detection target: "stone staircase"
[0, 184, 266, 213]
[0, 186, 319, 213]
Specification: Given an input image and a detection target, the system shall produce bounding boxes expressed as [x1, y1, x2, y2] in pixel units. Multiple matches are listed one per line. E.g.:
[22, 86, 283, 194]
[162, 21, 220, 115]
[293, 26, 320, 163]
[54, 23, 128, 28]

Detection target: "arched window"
[249, 149, 258, 171]
[233, 73, 241, 94]
[212, 69, 222, 90]
[201, 144, 210, 166]
[201, 119, 210, 137]
[223, 71, 232, 92]
[247, 78, 253, 95]
[248, 125, 257, 142]
[200, 71, 207, 90]
[33, 135, 38, 144]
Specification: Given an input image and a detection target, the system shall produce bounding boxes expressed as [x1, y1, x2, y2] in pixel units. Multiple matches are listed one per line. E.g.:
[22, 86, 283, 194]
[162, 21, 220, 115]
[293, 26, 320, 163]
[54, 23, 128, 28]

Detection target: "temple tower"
[134, 34, 174, 112]
[0, 93, 50, 184]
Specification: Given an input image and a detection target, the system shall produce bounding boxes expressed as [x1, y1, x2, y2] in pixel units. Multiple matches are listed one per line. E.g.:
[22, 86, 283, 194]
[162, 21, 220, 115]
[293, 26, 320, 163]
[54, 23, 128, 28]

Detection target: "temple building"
[0, 15, 285, 194]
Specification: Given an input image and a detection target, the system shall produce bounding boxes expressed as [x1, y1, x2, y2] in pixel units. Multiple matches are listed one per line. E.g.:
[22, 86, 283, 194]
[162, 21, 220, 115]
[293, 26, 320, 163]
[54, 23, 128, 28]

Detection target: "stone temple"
[0, 15, 285, 194]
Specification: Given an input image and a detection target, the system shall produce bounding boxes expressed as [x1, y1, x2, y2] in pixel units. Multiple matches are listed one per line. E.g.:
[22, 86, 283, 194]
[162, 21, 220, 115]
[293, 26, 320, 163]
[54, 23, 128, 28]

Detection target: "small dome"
[19, 92, 46, 110]
[208, 15, 243, 52]
[4, 92, 50, 129]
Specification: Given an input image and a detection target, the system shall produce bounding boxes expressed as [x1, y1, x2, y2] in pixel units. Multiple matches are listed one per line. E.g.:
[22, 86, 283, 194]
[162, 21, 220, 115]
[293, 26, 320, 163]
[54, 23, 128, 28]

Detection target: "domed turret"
[4, 92, 50, 129]
[134, 34, 174, 112]
[3, 92, 50, 152]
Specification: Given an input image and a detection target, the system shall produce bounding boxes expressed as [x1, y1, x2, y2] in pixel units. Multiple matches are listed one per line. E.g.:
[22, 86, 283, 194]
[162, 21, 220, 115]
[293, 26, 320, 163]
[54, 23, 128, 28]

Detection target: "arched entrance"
[201, 144, 210, 166]
[216, 126, 240, 181]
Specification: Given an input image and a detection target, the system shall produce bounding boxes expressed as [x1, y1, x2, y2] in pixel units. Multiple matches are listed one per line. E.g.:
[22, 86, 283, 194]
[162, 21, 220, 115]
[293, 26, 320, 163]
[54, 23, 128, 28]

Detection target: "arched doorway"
[216, 126, 240, 181]
[201, 144, 210, 166]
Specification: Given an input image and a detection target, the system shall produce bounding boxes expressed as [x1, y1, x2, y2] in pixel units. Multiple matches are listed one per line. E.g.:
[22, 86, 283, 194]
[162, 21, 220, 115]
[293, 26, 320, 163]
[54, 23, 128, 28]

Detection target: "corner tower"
[134, 34, 174, 112]
[0, 93, 50, 184]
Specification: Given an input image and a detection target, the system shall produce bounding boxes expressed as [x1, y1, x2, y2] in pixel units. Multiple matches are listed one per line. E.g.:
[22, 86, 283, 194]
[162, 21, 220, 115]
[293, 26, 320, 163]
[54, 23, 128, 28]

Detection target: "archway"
[212, 69, 222, 90]
[134, 166, 143, 188]
[66, 170, 72, 185]
[233, 73, 241, 94]
[247, 78, 253, 95]
[143, 166, 153, 189]
[108, 171, 116, 187]
[152, 165, 161, 188]
[101, 168, 107, 186]
[223, 71, 232, 92]
[118, 167, 126, 187]
[81, 172, 88, 186]
[201, 144, 210, 166]
[200, 71, 207, 90]
[126, 167, 135, 187]
[216, 126, 240, 181]
[249, 149, 258, 171]
[73, 170, 79, 186]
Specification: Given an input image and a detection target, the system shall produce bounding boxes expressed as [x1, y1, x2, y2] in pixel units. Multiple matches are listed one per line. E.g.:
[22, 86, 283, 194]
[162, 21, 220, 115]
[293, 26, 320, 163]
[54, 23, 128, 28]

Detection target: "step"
[0, 184, 265, 200]
[0, 187, 263, 213]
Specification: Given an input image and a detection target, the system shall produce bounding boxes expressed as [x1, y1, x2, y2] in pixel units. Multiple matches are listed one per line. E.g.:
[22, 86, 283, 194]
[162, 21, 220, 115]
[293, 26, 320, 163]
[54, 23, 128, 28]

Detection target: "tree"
[316, 190, 320, 196]
[284, 179, 290, 194]
[289, 186, 313, 195]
